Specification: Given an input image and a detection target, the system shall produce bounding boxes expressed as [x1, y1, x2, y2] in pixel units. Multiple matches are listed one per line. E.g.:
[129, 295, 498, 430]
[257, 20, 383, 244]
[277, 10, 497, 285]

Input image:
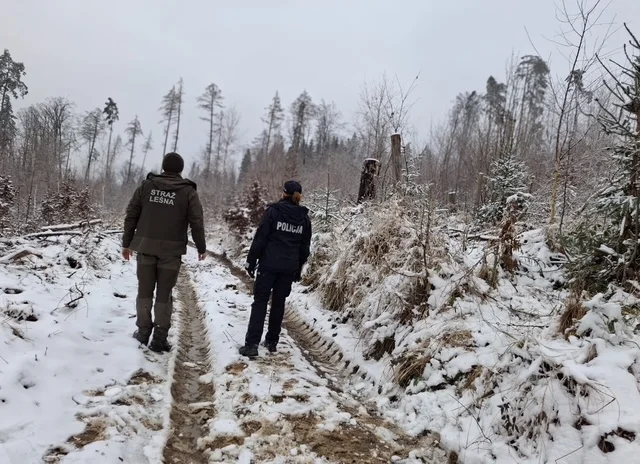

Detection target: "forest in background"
[0, 0, 637, 281]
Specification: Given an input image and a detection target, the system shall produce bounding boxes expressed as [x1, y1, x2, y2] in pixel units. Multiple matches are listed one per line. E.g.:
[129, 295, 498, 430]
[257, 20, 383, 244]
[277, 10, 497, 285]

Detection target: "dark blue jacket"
[247, 198, 312, 273]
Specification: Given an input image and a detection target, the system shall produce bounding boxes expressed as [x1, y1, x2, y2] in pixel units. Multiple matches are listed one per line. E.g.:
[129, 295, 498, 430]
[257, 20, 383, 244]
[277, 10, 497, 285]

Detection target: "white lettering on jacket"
[149, 189, 176, 206]
[276, 221, 303, 234]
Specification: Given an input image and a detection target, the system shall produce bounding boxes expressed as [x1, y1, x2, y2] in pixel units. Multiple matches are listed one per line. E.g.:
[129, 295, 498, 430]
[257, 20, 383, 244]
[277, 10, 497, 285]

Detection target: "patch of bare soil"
[163, 273, 215, 464]
[66, 418, 108, 447]
[43, 419, 108, 463]
[128, 368, 161, 385]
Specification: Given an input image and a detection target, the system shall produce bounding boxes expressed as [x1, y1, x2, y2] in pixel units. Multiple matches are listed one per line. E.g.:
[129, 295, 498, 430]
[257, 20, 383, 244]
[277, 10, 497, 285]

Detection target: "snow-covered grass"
[0, 232, 171, 463]
[214, 199, 640, 464]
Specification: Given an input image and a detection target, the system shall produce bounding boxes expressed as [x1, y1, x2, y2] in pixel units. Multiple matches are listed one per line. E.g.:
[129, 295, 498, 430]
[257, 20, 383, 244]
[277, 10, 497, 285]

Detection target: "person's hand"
[198, 253, 207, 261]
[244, 262, 255, 279]
[122, 248, 132, 261]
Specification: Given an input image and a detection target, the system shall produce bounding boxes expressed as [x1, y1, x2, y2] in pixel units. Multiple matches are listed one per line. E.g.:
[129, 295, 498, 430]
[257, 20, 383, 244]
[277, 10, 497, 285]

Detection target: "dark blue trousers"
[245, 269, 294, 347]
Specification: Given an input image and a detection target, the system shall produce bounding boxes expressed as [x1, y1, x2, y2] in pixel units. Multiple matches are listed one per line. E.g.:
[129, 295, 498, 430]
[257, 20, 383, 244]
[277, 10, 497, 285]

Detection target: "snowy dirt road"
[0, 232, 445, 463]
[175, 249, 446, 463]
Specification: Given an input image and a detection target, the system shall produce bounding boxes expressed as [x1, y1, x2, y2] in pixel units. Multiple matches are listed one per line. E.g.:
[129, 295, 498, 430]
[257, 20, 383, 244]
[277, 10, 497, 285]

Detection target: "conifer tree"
[0, 49, 28, 160]
[125, 116, 143, 184]
[262, 91, 284, 158]
[478, 152, 529, 224]
[197, 82, 223, 179]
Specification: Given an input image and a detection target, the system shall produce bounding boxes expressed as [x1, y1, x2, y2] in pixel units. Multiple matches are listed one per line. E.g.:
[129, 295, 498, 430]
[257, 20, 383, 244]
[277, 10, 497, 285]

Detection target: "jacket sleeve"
[188, 189, 207, 254]
[299, 216, 312, 269]
[247, 207, 273, 267]
[122, 186, 142, 248]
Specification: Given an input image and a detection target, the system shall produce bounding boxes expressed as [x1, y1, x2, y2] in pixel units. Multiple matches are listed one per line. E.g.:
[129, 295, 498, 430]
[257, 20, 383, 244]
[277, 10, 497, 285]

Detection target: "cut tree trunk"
[357, 158, 380, 203]
[40, 219, 102, 231]
[0, 248, 43, 263]
[391, 133, 402, 185]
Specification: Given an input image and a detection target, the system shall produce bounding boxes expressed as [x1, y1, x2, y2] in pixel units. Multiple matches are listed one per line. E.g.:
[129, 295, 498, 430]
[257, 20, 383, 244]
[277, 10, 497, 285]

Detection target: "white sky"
[2, 0, 639, 172]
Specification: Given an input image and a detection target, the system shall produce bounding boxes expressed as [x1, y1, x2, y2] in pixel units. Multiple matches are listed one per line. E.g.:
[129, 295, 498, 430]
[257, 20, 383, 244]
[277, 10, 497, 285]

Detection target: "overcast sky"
[2, 0, 639, 172]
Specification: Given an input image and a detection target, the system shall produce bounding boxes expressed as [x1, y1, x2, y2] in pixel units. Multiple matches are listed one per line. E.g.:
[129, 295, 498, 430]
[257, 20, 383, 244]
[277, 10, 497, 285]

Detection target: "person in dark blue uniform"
[240, 180, 312, 358]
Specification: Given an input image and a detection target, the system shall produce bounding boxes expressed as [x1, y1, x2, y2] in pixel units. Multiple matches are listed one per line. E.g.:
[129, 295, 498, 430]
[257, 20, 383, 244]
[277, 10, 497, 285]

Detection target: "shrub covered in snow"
[40, 179, 95, 226]
[306, 195, 447, 345]
[307, 188, 342, 233]
[478, 153, 530, 225]
[223, 180, 268, 238]
[298, 194, 640, 463]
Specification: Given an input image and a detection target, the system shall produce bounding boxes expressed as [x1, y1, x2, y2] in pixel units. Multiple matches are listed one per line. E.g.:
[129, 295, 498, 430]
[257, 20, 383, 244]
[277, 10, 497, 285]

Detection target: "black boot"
[239, 345, 259, 358]
[133, 330, 150, 345]
[262, 340, 277, 353]
[149, 327, 172, 353]
[149, 338, 172, 353]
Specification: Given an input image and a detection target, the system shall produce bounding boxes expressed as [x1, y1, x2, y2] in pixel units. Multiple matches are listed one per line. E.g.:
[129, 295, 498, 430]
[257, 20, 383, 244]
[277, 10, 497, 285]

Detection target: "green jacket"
[123, 173, 207, 256]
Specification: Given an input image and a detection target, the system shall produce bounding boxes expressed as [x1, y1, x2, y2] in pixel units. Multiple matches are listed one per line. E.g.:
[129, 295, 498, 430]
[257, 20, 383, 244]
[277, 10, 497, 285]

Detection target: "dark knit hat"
[283, 180, 302, 195]
[162, 152, 184, 174]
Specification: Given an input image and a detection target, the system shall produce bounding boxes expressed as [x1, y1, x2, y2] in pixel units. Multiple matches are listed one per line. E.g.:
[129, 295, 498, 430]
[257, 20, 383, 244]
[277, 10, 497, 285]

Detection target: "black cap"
[162, 152, 184, 174]
[283, 180, 302, 195]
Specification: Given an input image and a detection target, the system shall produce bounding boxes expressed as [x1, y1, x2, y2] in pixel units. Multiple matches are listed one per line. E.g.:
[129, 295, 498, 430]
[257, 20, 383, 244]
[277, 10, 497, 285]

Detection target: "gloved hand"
[244, 262, 255, 279]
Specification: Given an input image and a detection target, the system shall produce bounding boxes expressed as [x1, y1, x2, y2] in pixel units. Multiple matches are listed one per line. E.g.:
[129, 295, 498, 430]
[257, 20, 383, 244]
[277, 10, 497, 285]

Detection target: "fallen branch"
[0, 248, 43, 263]
[65, 284, 85, 308]
[40, 219, 102, 232]
[10, 324, 30, 341]
[23, 231, 83, 239]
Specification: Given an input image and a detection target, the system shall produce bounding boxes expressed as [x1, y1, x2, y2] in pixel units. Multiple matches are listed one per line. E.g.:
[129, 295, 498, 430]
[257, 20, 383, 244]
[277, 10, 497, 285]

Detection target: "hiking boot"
[133, 330, 150, 345]
[149, 326, 171, 353]
[262, 340, 277, 353]
[239, 345, 259, 358]
[148, 338, 172, 353]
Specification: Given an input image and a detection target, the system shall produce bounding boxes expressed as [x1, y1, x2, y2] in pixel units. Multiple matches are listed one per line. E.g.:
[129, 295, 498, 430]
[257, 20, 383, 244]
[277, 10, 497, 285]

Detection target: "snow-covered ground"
[6, 212, 636, 464]
[0, 227, 446, 463]
[0, 232, 171, 463]
[186, 251, 444, 463]
[283, 225, 640, 464]
[211, 205, 640, 464]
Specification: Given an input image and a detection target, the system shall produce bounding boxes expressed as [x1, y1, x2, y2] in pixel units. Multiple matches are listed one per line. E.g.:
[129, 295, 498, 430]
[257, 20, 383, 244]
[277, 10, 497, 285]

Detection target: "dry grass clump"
[459, 365, 484, 392]
[366, 336, 396, 361]
[558, 295, 588, 338]
[395, 353, 431, 388]
[441, 330, 473, 348]
[323, 278, 348, 311]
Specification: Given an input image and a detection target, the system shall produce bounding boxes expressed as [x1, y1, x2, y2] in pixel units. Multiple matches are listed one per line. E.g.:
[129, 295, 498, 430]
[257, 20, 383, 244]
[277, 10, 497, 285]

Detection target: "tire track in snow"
[203, 249, 390, 395]
[201, 249, 447, 463]
[162, 272, 215, 464]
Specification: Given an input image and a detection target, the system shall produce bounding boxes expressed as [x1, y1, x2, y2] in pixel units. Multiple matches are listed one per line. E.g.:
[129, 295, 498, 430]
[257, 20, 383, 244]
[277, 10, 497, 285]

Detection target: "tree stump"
[357, 159, 380, 203]
[448, 191, 457, 206]
[391, 133, 403, 184]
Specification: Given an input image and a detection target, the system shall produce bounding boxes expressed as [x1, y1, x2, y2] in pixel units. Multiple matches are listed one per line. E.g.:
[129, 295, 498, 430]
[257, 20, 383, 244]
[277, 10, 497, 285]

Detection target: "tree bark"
[126, 130, 137, 184]
[391, 133, 402, 185]
[173, 82, 183, 152]
[205, 99, 214, 179]
[162, 106, 174, 161]
[84, 117, 100, 182]
[106, 124, 113, 177]
[357, 158, 380, 203]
